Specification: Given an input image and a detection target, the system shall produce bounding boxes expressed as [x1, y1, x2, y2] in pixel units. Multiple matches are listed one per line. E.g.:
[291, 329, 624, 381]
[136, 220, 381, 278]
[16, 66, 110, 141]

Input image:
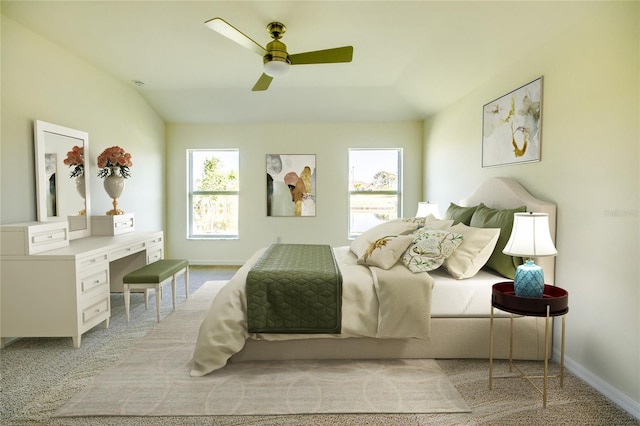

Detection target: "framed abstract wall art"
[266, 154, 316, 217]
[482, 77, 543, 167]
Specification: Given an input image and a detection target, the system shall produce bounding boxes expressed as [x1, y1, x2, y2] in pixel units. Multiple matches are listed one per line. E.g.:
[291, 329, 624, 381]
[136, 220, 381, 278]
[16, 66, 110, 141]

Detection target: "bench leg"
[124, 285, 131, 323]
[185, 267, 189, 299]
[155, 283, 161, 323]
[171, 274, 177, 311]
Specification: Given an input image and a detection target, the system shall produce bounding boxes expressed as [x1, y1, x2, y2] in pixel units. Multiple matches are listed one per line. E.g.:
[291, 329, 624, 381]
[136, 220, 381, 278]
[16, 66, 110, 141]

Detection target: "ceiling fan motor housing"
[264, 39, 290, 65]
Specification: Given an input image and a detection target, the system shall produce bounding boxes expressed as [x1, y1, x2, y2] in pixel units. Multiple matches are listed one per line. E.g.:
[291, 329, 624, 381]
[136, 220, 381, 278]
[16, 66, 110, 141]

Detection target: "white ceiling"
[2, 1, 602, 124]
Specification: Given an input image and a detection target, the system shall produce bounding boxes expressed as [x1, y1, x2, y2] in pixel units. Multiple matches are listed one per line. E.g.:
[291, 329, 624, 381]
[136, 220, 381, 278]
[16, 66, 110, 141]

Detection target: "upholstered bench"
[123, 259, 189, 323]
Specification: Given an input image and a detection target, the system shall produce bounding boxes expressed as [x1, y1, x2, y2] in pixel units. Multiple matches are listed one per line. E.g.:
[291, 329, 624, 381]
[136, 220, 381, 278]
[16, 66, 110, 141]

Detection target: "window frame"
[187, 149, 239, 240]
[348, 148, 403, 239]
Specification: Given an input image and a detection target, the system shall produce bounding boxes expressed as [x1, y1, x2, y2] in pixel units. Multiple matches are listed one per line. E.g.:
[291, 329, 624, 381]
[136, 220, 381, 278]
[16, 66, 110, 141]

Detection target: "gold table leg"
[509, 314, 514, 372]
[543, 305, 550, 408]
[489, 304, 494, 389]
[561, 314, 566, 387]
[489, 305, 566, 409]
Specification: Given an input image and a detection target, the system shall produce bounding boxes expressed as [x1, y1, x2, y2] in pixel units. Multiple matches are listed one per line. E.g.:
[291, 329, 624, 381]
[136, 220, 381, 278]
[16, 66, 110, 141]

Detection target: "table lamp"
[502, 212, 557, 298]
[415, 202, 441, 218]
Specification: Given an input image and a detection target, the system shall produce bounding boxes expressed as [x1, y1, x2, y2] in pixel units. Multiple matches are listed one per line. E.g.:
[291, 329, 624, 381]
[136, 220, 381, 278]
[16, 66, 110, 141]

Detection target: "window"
[348, 148, 402, 238]
[188, 149, 239, 239]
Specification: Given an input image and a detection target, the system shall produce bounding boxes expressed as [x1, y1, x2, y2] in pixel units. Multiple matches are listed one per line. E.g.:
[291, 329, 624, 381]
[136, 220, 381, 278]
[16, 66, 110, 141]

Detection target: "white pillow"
[350, 221, 418, 257]
[388, 215, 453, 230]
[357, 235, 414, 269]
[401, 228, 464, 273]
[442, 223, 500, 279]
[423, 216, 454, 230]
[387, 216, 426, 227]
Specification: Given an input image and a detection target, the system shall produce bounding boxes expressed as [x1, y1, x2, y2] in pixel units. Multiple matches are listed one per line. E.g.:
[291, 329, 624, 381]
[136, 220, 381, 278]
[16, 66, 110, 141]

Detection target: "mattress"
[429, 268, 511, 317]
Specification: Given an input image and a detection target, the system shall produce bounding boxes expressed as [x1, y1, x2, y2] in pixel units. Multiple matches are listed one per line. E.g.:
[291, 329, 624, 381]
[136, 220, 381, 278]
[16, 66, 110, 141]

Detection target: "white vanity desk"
[0, 229, 163, 348]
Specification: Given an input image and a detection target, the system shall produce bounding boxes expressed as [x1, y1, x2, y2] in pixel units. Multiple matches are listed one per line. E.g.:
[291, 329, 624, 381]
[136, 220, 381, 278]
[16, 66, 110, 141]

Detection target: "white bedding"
[190, 245, 434, 377]
[429, 269, 510, 317]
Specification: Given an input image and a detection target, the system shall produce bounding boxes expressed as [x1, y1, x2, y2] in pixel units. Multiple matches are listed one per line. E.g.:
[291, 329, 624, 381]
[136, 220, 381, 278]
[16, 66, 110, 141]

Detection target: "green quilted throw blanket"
[246, 244, 342, 334]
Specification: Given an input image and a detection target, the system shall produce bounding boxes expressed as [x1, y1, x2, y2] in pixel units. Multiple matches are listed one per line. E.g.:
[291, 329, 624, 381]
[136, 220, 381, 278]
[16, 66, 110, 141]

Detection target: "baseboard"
[553, 348, 640, 420]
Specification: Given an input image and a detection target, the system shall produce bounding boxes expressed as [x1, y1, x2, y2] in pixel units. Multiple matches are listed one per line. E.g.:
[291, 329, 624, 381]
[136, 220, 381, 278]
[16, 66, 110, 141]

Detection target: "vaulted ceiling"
[2, 1, 602, 123]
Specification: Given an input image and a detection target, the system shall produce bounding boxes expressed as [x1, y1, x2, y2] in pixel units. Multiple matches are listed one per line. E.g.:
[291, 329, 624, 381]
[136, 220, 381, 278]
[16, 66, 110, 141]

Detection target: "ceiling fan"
[204, 17, 354, 91]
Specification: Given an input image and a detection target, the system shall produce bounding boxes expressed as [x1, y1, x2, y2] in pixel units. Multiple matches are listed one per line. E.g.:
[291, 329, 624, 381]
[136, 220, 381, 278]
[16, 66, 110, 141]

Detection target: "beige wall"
[423, 2, 639, 414]
[1, 16, 165, 231]
[165, 122, 423, 263]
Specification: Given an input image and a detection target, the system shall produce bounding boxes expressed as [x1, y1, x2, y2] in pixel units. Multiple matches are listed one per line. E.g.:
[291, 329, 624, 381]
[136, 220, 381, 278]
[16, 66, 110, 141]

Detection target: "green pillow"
[469, 203, 526, 279]
[445, 203, 479, 225]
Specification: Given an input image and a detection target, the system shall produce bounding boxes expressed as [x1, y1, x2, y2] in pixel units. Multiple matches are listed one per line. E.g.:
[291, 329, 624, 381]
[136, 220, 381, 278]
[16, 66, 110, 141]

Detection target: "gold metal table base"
[489, 304, 566, 408]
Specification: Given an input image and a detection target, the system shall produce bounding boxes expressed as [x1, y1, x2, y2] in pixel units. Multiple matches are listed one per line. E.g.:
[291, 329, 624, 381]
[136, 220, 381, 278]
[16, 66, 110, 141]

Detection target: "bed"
[191, 177, 556, 377]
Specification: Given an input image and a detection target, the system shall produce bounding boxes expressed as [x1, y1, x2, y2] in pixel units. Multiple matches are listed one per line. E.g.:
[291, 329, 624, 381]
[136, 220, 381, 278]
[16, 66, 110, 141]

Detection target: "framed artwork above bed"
[482, 77, 543, 168]
[266, 154, 316, 217]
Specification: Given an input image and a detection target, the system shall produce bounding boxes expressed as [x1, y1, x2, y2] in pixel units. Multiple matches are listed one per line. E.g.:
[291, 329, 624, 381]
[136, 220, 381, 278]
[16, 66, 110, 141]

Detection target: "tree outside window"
[188, 149, 239, 239]
[348, 148, 402, 238]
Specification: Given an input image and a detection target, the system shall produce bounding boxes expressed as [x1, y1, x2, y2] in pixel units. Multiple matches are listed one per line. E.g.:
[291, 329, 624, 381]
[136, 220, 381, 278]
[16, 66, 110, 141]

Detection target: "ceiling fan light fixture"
[263, 59, 290, 78]
[206, 18, 354, 90]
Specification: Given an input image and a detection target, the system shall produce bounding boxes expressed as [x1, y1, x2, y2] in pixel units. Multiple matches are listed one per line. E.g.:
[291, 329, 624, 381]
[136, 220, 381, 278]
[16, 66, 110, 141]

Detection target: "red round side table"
[489, 281, 569, 408]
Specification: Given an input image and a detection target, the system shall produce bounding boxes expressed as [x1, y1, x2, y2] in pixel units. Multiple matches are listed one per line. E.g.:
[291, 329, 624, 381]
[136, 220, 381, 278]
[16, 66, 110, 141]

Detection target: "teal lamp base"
[513, 259, 545, 298]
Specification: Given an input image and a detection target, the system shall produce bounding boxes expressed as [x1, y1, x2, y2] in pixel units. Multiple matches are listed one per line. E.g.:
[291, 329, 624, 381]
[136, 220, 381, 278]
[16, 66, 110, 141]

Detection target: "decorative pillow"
[357, 235, 414, 269]
[388, 216, 426, 227]
[350, 221, 419, 258]
[423, 215, 454, 230]
[443, 223, 500, 279]
[401, 229, 464, 273]
[445, 203, 479, 225]
[469, 203, 526, 279]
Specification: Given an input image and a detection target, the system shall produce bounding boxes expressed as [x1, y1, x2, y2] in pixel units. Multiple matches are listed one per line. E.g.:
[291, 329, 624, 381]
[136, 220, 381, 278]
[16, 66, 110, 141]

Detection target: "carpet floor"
[1, 266, 638, 425]
[53, 281, 469, 417]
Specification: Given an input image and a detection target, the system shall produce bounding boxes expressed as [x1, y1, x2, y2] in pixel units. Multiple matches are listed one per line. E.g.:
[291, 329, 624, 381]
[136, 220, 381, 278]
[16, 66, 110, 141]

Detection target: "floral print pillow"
[402, 229, 464, 273]
[357, 235, 414, 270]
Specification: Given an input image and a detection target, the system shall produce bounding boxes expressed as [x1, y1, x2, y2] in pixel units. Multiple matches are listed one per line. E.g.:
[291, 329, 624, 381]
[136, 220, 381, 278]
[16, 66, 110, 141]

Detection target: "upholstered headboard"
[460, 177, 557, 284]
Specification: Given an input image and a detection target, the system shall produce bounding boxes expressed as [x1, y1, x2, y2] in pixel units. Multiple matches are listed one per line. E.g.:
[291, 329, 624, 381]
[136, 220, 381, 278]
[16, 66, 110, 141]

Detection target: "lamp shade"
[415, 202, 440, 218]
[502, 212, 557, 257]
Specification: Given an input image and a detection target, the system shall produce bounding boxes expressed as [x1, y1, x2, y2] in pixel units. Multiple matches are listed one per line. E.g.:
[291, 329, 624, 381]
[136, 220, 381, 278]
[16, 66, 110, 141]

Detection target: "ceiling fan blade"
[289, 46, 353, 65]
[252, 73, 273, 91]
[204, 17, 266, 56]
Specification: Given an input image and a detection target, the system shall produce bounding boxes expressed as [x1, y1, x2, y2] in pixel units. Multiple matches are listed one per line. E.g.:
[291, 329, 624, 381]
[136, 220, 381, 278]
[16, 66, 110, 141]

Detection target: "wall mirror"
[34, 120, 91, 240]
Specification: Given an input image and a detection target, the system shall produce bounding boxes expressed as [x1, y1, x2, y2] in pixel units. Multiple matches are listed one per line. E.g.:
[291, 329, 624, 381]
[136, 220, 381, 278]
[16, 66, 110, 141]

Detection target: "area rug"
[54, 281, 470, 417]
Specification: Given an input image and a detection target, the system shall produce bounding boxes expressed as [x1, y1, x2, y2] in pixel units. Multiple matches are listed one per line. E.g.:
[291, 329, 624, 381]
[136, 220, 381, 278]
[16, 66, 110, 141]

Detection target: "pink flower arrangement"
[97, 146, 133, 178]
[63, 145, 84, 178]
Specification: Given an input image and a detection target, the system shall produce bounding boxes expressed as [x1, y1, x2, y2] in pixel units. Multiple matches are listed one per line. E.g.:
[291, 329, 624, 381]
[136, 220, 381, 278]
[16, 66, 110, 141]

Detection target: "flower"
[97, 146, 133, 179]
[63, 145, 84, 178]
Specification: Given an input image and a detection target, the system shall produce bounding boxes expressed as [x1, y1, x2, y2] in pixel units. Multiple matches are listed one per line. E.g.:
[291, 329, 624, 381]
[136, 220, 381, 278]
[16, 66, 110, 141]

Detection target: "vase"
[103, 167, 125, 215]
[75, 175, 86, 215]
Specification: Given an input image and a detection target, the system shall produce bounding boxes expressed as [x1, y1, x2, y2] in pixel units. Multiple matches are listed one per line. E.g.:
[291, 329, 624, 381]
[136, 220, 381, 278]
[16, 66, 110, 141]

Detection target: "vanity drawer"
[77, 252, 109, 271]
[146, 234, 164, 247]
[91, 213, 135, 236]
[109, 241, 146, 261]
[147, 247, 164, 264]
[79, 268, 109, 297]
[1, 221, 69, 255]
[82, 297, 109, 325]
